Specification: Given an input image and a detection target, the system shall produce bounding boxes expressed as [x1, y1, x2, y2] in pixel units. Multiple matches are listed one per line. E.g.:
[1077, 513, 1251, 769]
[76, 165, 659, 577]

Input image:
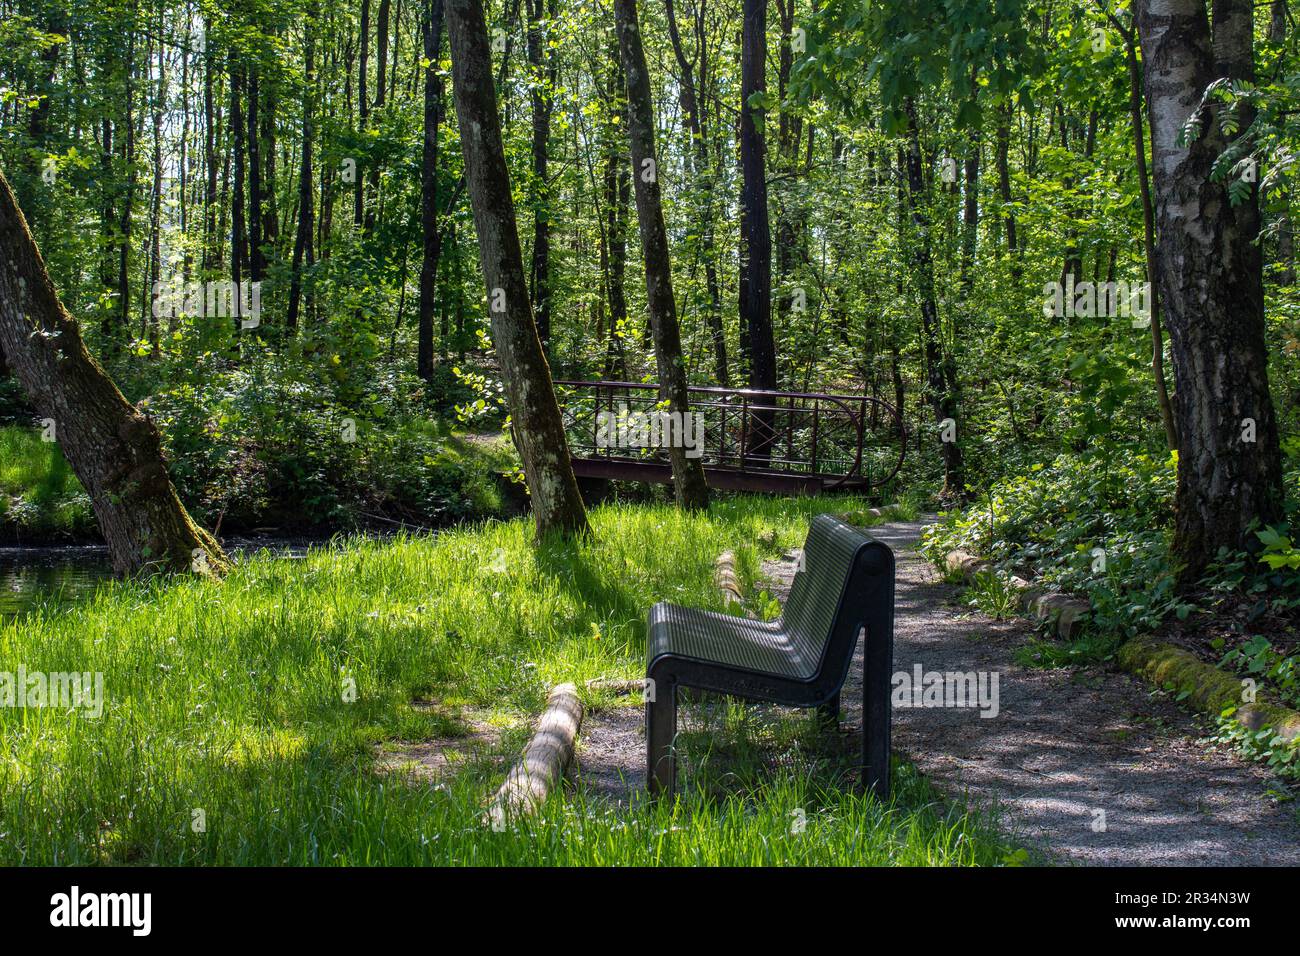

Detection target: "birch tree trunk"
[1135, 0, 1283, 584]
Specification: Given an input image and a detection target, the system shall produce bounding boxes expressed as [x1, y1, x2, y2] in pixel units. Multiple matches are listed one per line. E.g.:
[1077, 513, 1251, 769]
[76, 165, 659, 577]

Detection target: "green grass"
[965, 569, 1022, 621]
[0, 425, 95, 539]
[0, 497, 1021, 865]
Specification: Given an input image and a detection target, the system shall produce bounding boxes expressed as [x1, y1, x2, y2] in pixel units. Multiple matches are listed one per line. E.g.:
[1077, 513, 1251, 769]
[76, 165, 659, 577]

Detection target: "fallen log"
[484, 682, 583, 828]
[714, 550, 744, 605]
[1118, 636, 1300, 744]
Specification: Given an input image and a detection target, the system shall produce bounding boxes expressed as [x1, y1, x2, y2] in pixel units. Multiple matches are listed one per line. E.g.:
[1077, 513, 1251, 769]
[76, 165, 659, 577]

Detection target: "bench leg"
[647, 681, 677, 798]
[862, 621, 892, 798]
[817, 692, 840, 729]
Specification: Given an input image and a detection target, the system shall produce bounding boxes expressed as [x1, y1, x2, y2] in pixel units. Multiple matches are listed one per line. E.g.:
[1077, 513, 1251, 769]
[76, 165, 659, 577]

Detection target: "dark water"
[0, 547, 115, 620]
[0, 537, 322, 621]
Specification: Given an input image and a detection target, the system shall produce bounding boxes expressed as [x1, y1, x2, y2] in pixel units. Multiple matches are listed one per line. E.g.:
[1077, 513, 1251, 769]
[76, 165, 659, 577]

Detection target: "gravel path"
[577, 516, 1300, 865]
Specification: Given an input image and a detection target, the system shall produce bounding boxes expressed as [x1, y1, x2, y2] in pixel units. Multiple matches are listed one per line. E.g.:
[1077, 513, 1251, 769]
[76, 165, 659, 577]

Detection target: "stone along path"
[577, 516, 1300, 865]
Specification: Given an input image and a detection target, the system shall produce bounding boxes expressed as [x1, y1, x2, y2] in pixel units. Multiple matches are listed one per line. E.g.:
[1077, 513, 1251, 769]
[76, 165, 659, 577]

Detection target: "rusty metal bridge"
[555, 380, 906, 495]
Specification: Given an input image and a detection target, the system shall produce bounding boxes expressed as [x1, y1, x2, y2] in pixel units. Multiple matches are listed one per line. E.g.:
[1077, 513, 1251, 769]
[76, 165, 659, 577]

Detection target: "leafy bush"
[1, 346, 518, 539]
[138, 349, 518, 533]
[1217, 635, 1300, 711]
[921, 449, 1186, 654]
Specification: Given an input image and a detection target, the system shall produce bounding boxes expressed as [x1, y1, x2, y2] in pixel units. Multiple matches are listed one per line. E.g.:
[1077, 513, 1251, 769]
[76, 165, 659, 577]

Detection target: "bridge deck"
[555, 380, 905, 495]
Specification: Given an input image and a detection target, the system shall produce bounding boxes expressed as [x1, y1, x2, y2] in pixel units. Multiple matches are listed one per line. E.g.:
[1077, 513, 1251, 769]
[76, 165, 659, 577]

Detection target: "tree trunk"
[740, 0, 776, 459]
[230, 58, 248, 333]
[525, 0, 555, 350]
[600, 37, 630, 381]
[0, 170, 227, 577]
[368, 0, 390, 232]
[995, 103, 1019, 275]
[772, 0, 802, 343]
[418, 0, 446, 379]
[960, 82, 980, 293]
[117, 30, 138, 336]
[287, 3, 318, 332]
[203, 19, 219, 274]
[446, 0, 589, 538]
[665, 0, 727, 386]
[1270, 1, 1295, 284]
[1135, 0, 1284, 584]
[904, 100, 964, 497]
[615, 0, 710, 510]
[146, 24, 165, 350]
[247, 69, 265, 281]
[357, 0, 371, 228]
[260, 72, 279, 264]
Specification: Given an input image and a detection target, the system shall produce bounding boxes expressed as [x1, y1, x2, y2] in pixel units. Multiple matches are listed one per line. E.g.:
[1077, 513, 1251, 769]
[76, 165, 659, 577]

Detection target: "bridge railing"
[553, 380, 906, 493]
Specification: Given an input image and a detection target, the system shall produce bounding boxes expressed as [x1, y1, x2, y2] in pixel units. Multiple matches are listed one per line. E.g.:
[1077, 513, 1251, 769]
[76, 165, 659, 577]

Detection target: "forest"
[0, 0, 1299, 874]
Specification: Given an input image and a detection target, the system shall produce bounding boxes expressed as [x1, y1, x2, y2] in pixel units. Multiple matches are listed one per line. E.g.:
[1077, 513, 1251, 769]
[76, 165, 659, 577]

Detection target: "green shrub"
[921, 449, 1187, 657]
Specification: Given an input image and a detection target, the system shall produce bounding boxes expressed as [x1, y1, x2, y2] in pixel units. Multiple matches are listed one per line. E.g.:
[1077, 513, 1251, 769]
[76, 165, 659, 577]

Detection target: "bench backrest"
[783, 514, 894, 686]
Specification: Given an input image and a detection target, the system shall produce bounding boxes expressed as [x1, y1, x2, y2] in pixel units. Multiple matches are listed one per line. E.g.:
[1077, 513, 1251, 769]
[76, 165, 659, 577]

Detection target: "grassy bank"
[0, 497, 1015, 865]
[0, 426, 95, 541]
[0, 420, 517, 543]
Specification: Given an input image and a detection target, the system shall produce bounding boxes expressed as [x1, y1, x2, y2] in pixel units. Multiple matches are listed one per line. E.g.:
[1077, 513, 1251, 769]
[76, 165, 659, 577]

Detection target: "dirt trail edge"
[578, 516, 1300, 865]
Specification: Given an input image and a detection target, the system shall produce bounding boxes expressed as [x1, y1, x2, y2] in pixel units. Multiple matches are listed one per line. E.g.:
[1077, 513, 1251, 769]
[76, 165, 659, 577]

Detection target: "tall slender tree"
[740, 0, 777, 459]
[525, 0, 556, 348]
[445, 0, 589, 538]
[287, 3, 318, 331]
[418, 0, 447, 379]
[615, 0, 710, 510]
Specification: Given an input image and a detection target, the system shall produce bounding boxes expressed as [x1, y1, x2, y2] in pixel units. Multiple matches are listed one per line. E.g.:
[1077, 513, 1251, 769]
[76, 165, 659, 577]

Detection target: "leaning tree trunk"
[0, 169, 228, 577]
[1135, 0, 1283, 585]
[446, 0, 589, 538]
[614, 0, 710, 511]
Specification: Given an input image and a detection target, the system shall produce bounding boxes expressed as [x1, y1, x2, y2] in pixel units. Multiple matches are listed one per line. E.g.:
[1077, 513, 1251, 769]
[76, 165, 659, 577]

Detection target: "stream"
[0, 537, 326, 621]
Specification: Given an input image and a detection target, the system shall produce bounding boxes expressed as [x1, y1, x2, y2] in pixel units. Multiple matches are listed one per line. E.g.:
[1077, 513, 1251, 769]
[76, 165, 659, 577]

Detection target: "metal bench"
[645, 513, 895, 798]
